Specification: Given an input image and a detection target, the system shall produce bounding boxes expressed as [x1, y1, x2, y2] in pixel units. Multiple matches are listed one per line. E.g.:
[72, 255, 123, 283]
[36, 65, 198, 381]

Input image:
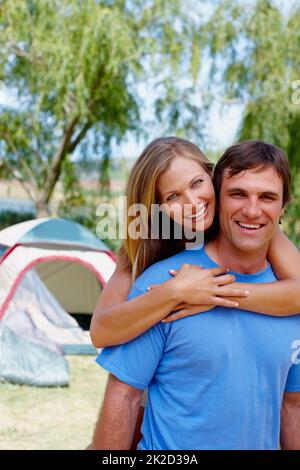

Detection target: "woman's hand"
[148, 263, 249, 309]
[162, 302, 213, 323]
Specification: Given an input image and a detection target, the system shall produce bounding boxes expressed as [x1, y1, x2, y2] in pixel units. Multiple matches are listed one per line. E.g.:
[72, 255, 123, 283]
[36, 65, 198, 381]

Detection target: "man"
[91, 140, 300, 450]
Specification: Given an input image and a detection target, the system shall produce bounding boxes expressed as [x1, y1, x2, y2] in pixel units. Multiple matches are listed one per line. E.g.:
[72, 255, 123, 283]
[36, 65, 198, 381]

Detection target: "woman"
[91, 136, 300, 349]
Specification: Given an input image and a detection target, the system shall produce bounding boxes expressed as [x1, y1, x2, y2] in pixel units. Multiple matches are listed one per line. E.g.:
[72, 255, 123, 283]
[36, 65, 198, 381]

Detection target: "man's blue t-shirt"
[96, 246, 300, 450]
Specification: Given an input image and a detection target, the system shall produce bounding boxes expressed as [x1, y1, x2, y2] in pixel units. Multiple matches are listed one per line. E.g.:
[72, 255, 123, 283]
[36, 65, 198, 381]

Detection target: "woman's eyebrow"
[190, 174, 204, 182]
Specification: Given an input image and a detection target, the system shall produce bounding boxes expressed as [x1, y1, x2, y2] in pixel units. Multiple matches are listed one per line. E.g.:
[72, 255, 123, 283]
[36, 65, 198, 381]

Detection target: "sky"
[111, 99, 244, 160]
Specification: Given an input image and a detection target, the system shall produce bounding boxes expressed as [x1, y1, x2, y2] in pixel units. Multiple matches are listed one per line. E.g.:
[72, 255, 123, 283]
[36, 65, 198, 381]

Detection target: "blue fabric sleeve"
[95, 284, 167, 390]
[285, 363, 300, 392]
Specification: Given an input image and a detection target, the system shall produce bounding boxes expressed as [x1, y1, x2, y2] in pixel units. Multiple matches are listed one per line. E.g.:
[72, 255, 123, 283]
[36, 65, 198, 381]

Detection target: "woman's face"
[157, 156, 216, 232]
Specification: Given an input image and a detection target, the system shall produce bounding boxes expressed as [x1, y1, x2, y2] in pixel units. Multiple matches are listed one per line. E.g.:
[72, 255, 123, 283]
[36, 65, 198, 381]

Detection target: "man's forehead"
[221, 166, 283, 190]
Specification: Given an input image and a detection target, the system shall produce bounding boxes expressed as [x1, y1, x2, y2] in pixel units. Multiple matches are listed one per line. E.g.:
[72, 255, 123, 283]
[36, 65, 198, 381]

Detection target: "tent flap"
[0, 324, 69, 387]
[0, 219, 115, 387]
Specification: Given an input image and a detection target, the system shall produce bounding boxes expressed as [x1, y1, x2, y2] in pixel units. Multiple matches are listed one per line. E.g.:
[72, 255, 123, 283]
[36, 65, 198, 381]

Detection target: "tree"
[206, 0, 300, 243]
[0, 0, 203, 216]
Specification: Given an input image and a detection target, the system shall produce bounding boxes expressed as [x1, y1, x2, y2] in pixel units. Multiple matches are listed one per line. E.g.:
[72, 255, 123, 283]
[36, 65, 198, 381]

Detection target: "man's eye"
[230, 193, 244, 198]
[167, 194, 178, 201]
[192, 179, 203, 187]
[261, 195, 274, 201]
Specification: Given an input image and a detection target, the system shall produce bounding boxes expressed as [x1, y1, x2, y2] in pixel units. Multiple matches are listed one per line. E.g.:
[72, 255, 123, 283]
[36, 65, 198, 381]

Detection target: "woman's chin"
[190, 215, 214, 233]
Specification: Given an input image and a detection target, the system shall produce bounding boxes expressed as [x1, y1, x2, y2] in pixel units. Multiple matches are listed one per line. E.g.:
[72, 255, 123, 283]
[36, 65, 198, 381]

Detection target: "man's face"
[218, 166, 285, 253]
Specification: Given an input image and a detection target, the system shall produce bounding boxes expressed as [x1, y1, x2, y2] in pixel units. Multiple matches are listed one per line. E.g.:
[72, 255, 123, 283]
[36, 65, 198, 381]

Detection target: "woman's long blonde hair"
[120, 137, 213, 280]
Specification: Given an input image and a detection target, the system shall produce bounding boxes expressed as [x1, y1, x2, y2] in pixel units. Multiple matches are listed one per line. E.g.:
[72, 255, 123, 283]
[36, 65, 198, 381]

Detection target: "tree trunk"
[36, 198, 50, 218]
[100, 153, 111, 196]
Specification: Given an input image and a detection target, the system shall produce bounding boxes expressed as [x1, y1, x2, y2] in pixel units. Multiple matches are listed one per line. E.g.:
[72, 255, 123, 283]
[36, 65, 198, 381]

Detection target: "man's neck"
[206, 235, 269, 274]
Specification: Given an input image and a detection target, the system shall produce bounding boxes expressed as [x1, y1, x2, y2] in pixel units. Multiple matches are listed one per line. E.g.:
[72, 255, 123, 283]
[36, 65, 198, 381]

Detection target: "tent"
[0, 218, 116, 386]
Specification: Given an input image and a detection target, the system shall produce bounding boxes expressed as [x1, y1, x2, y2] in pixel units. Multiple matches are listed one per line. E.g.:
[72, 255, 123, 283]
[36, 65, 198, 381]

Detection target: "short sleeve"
[95, 284, 167, 390]
[285, 363, 300, 392]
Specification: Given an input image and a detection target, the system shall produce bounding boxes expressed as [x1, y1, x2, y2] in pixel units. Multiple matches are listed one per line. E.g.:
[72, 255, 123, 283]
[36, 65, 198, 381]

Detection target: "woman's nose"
[184, 191, 200, 206]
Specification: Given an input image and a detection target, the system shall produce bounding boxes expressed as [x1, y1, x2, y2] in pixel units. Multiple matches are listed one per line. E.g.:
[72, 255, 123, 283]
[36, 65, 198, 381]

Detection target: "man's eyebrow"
[226, 187, 245, 193]
[259, 191, 280, 199]
[226, 188, 280, 198]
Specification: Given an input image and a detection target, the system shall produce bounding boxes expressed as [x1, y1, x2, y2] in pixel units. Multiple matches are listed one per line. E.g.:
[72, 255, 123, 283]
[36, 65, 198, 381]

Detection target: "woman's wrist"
[159, 278, 183, 304]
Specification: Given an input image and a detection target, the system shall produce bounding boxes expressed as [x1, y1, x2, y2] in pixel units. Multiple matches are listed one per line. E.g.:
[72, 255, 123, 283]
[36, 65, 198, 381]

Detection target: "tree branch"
[43, 115, 80, 204]
[3, 160, 36, 201]
[8, 42, 44, 65]
[68, 121, 91, 154]
[4, 132, 39, 196]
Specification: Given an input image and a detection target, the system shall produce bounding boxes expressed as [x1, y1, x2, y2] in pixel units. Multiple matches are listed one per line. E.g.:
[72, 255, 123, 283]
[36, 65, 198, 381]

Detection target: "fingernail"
[169, 269, 175, 274]
[245, 290, 250, 295]
[146, 287, 150, 291]
[227, 268, 230, 272]
[234, 302, 239, 307]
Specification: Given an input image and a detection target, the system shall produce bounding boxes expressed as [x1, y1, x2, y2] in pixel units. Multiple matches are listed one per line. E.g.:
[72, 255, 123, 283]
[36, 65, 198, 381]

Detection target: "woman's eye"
[167, 194, 178, 201]
[192, 179, 203, 187]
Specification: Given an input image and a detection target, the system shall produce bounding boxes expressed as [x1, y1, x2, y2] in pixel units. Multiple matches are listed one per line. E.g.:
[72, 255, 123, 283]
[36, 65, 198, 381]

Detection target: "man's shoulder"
[132, 245, 208, 293]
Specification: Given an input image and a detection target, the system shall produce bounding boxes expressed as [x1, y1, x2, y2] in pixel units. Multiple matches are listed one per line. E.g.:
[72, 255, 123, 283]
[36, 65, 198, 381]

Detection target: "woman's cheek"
[168, 205, 183, 225]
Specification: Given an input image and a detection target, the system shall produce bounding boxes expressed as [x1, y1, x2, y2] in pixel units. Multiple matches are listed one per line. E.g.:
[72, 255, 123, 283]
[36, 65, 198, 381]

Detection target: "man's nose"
[242, 199, 262, 219]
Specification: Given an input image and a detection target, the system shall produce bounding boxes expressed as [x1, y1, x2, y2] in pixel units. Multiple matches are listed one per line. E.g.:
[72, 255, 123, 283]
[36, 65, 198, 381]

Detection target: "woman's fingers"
[163, 303, 214, 323]
[169, 266, 229, 278]
[163, 293, 243, 323]
[212, 287, 250, 297]
[169, 269, 178, 276]
[174, 302, 193, 309]
[146, 284, 160, 291]
[162, 307, 206, 323]
[212, 297, 240, 308]
[163, 304, 213, 323]
[162, 309, 190, 323]
[209, 267, 229, 277]
[212, 274, 236, 286]
[169, 264, 204, 276]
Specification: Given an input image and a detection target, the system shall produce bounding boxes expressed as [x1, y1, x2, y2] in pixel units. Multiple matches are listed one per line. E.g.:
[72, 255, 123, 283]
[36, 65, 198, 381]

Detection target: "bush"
[0, 211, 35, 231]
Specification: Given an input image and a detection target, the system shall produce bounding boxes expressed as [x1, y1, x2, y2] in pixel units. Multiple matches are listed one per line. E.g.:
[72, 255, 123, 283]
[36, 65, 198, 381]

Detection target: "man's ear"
[279, 207, 285, 225]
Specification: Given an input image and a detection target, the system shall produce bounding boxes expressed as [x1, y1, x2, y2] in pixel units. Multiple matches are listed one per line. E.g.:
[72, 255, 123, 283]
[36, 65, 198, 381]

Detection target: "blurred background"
[0, 0, 300, 449]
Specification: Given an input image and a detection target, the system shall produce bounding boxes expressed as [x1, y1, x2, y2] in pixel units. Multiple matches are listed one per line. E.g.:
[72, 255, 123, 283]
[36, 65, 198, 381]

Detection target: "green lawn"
[0, 356, 108, 450]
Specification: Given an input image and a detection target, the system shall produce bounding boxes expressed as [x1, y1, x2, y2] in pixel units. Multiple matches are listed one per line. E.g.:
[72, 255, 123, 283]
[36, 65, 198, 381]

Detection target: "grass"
[0, 356, 108, 450]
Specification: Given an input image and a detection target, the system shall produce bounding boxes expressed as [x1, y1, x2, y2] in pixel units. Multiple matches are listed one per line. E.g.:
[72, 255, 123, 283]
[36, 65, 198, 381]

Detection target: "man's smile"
[235, 221, 266, 231]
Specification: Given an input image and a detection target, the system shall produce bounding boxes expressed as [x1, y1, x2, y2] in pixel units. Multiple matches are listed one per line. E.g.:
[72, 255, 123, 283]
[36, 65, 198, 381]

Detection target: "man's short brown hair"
[213, 140, 292, 207]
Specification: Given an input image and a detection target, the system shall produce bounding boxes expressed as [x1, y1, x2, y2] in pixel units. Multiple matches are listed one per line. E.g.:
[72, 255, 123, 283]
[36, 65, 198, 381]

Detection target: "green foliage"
[0, 210, 35, 231]
[0, 0, 202, 216]
[58, 157, 86, 210]
[59, 202, 121, 253]
[207, 0, 300, 245]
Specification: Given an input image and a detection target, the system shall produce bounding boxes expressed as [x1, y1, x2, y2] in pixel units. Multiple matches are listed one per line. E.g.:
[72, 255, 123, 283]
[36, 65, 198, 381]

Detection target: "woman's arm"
[90, 264, 179, 348]
[90, 260, 248, 348]
[162, 231, 300, 323]
[234, 229, 300, 315]
[167, 230, 300, 320]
